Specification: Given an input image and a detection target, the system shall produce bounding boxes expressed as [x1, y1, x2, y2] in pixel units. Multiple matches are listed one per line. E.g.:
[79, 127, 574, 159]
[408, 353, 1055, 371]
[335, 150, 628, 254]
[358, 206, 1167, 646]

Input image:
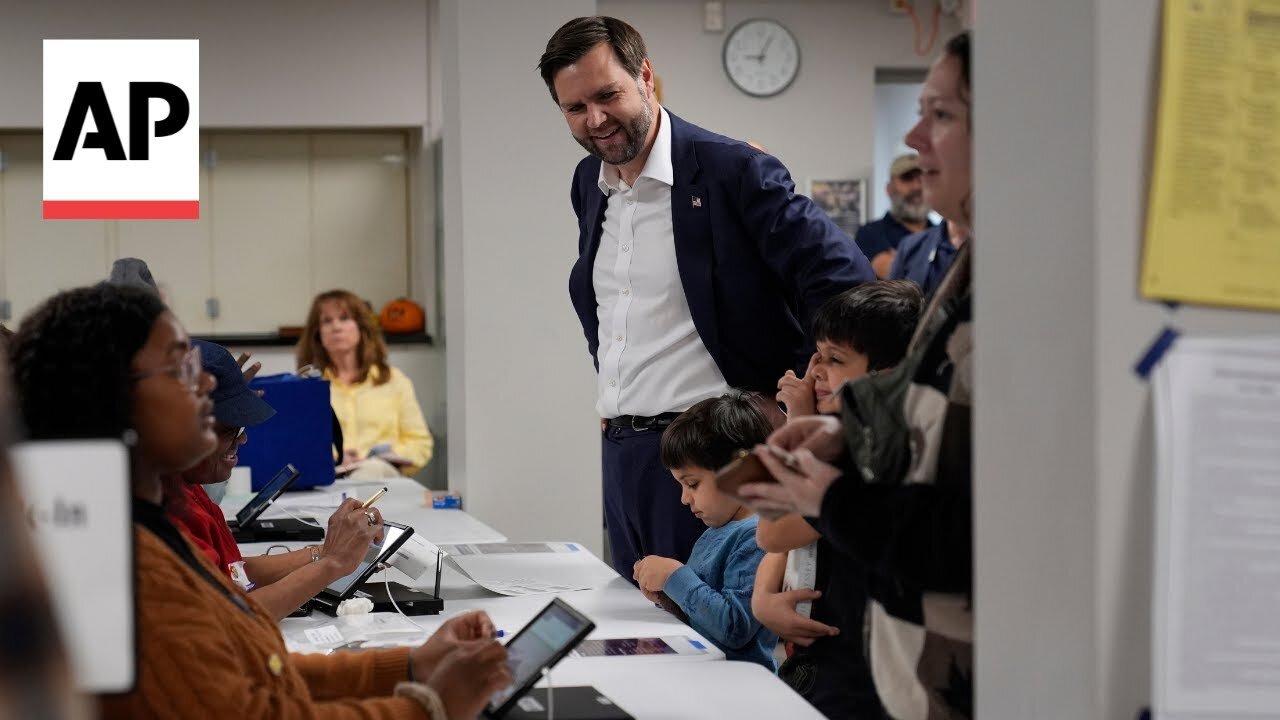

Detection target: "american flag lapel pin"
[691, 195, 702, 208]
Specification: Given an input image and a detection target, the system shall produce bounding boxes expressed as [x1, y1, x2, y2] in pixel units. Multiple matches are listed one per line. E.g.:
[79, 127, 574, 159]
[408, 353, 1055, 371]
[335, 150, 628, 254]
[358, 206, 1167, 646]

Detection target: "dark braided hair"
[10, 284, 166, 442]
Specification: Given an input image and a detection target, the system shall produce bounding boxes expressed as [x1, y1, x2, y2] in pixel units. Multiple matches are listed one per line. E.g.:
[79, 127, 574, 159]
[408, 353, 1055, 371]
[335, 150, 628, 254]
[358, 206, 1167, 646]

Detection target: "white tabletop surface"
[228, 476, 507, 547]
[533, 661, 823, 719]
[244, 478, 816, 718]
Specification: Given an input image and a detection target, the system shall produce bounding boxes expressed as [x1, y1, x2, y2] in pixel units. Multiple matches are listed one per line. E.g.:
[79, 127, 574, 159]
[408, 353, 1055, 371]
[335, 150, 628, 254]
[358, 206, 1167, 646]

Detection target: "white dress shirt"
[593, 107, 730, 418]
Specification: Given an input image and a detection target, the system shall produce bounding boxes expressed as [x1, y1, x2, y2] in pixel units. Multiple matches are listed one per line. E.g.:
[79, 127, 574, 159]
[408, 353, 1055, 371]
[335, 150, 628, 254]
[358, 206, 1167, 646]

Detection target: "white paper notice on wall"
[11, 440, 134, 693]
[1152, 336, 1280, 720]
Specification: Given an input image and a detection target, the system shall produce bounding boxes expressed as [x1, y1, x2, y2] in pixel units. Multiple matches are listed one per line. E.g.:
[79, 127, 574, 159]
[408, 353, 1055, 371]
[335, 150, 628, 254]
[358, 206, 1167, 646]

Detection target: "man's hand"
[752, 586, 839, 646]
[236, 352, 265, 396]
[427, 639, 510, 720]
[410, 610, 497, 679]
[633, 555, 683, 593]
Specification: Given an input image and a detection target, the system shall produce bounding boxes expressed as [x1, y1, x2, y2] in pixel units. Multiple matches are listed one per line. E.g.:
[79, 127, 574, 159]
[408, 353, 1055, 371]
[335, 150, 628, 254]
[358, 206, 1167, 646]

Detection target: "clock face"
[722, 19, 800, 98]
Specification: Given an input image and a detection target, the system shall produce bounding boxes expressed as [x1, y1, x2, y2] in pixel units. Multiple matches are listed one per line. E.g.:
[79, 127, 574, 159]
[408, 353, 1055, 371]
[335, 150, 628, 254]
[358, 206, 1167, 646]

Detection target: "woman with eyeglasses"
[10, 284, 509, 720]
[168, 339, 392, 621]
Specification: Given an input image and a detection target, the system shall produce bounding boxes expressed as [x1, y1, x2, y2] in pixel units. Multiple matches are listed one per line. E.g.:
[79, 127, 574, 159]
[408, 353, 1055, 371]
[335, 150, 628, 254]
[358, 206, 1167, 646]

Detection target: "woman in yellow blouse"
[297, 290, 433, 478]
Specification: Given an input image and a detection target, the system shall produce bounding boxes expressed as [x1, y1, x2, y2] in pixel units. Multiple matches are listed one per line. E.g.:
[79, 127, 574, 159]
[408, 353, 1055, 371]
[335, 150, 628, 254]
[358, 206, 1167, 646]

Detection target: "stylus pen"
[361, 487, 388, 509]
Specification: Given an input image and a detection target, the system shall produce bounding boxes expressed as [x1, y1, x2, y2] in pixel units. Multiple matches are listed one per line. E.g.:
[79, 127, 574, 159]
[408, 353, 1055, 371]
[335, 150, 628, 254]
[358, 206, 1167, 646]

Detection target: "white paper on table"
[1152, 335, 1280, 720]
[444, 543, 617, 596]
[282, 613, 428, 654]
[440, 541, 581, 556]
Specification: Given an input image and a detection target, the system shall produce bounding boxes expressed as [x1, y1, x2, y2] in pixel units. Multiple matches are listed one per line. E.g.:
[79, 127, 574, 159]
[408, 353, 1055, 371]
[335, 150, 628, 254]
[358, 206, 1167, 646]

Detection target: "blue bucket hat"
[192, 339, 276, 428]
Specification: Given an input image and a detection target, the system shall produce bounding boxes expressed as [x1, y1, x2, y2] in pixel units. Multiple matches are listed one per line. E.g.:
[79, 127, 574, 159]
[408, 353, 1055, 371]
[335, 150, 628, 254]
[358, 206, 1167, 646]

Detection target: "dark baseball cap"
[192, 339, 276, 428]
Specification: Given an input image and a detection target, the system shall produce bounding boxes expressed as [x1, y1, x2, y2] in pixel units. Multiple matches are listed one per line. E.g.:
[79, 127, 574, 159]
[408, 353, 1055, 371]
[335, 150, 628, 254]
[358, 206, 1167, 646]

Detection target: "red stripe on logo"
[43, 200, 200, 220]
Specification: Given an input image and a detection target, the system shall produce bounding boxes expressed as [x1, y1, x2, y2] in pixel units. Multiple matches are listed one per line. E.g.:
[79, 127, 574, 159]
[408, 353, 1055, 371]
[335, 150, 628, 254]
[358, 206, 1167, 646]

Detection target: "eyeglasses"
[218, 426, 246, 441]
[133, 345, 202, 390]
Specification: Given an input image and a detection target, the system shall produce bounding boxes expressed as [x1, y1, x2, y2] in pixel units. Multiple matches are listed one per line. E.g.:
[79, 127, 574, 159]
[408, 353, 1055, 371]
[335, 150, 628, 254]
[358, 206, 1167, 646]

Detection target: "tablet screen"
[487, 599, 593, 713]
[235, 463, 299, 526]
[324, 522, 410, 597]
[574, 637, 678, 656]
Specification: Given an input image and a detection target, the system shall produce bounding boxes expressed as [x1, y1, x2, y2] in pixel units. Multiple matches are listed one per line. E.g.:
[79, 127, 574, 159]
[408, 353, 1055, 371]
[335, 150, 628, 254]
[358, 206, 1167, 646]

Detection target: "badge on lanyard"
[228, 561, 256, 591]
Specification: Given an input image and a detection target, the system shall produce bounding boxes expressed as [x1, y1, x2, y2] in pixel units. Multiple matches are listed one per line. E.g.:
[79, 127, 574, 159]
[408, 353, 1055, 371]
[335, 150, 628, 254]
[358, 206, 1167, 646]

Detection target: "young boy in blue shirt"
[632, 391, 779, 670]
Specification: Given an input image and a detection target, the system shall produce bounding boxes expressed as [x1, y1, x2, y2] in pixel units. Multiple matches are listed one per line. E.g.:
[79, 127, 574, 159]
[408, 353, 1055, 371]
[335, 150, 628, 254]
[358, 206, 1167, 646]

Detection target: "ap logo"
[43, 39, 199, 220]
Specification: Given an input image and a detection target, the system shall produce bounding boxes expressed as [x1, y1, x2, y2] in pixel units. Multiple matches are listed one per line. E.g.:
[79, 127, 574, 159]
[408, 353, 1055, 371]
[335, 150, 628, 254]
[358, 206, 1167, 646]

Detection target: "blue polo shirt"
[890, 223, 960, 298]
[854, 212, 930, 261]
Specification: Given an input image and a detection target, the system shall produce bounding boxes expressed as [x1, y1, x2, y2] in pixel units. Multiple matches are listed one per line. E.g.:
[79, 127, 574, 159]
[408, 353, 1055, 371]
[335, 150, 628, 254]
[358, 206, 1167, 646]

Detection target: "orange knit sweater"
[99, 527, 432, 719]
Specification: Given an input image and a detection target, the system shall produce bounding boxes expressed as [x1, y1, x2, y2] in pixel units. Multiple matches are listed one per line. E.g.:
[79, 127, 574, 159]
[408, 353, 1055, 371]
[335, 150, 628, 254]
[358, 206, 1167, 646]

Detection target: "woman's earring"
[121, 428, 139, 447]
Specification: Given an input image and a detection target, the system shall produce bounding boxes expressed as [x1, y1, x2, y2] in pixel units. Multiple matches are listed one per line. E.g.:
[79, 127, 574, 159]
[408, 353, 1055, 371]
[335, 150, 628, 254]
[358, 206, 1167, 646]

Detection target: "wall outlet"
[890, 0, 913, 13]
[704, 1, 724, 32]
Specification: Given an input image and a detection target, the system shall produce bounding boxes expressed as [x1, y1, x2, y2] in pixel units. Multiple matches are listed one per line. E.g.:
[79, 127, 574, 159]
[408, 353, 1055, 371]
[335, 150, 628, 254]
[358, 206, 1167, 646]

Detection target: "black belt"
[607, 412, 682, 431]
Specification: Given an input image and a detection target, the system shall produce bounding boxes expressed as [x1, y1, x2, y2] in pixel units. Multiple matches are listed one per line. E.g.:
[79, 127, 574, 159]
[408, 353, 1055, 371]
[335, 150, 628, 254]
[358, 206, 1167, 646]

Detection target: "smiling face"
[810, 339, 871, 414]
[130, 312, 218, 475]
[185, 424, 246, 485]
[552, 42, 658, 174]
[904, 54, 972, 228]
[672, 465, 744, 528]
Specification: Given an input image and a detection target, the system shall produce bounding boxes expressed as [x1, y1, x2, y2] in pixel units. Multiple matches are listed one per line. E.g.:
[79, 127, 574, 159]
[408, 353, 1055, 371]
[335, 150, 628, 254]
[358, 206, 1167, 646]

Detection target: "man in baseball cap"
[854, 152, 933, 278]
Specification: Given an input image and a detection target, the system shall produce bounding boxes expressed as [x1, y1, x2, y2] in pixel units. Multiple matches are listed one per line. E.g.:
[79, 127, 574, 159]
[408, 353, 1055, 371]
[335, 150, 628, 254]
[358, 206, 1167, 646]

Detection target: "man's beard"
[575, 89, 653, 167]
[891, 192, 929, 223]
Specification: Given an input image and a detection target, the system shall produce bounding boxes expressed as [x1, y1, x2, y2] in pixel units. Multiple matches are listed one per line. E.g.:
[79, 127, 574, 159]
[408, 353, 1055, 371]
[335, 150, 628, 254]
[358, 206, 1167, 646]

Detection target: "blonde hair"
[296, 290, 390, 386]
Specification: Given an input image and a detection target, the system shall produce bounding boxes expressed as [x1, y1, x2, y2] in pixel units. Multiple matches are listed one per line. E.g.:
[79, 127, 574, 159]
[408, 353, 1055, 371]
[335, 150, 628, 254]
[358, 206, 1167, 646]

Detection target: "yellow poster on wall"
[1141, 0, 1280, 311]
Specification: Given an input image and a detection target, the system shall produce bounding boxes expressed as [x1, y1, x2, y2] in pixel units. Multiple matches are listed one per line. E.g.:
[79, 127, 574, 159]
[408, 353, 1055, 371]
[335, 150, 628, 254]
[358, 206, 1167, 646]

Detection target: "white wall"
[598, 0, 960, 199]
[0, 0, 428, 128]
[872, 79, 924, 219]
[439, 0, 601, 551]
[981, 0, 1280, 717]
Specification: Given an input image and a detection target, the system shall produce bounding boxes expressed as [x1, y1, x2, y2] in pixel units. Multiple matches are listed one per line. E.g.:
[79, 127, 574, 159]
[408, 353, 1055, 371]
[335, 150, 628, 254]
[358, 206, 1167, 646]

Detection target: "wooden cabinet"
[0, 131, 412, 334]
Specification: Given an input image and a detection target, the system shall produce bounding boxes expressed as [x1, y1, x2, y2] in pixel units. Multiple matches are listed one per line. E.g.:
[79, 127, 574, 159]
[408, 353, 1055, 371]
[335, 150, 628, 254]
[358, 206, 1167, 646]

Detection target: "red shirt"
[171, 484, 243, 577]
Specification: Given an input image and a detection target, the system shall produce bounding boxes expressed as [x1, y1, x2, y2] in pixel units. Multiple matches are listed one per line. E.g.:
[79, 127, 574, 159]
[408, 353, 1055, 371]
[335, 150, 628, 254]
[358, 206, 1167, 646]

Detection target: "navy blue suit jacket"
[568, 111, 874, 396]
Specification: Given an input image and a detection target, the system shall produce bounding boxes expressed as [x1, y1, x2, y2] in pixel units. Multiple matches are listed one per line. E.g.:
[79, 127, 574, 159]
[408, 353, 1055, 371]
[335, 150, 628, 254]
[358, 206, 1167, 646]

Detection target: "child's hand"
[751, 586, 839, 646]
[632, 555, 683, 592]
[776, 354, 818, 418]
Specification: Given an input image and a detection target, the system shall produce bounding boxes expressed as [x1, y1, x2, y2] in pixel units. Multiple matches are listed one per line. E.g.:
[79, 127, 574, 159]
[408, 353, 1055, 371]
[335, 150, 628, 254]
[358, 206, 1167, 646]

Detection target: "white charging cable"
[380, 567, 428, 632]
[541, 666, 555, 720]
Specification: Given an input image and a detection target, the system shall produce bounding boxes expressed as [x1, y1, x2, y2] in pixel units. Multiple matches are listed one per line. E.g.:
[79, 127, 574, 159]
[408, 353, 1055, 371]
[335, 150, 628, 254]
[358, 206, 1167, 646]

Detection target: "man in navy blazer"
[539, 16, 874, 580]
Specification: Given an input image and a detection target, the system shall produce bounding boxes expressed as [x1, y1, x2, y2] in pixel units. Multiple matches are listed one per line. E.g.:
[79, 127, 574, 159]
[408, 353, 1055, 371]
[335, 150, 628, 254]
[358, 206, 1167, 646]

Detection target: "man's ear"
[640, 58, 655, 98]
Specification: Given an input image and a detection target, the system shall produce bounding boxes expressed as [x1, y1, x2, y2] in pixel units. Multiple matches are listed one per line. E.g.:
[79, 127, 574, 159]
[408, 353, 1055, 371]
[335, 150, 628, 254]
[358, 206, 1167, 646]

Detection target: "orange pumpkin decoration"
[379, 298, 426, 335]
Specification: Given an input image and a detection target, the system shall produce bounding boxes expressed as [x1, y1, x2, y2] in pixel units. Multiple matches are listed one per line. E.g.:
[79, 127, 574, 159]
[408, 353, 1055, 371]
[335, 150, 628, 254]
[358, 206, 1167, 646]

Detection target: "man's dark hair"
[10, 284, 166, 441]
[660, 391, 774, 472]
[538, 16, 648, 104]
[812, 280, 923, 372]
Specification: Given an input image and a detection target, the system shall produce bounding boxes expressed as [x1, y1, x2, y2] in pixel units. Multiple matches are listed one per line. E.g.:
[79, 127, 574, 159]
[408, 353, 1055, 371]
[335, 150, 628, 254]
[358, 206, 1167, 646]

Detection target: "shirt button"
[615, 335, 623, 342]
[622, 288, 630, 295]
[609, 380, 617, 387]
[621, 245, 630, 252]
[626, 199, 635, 206]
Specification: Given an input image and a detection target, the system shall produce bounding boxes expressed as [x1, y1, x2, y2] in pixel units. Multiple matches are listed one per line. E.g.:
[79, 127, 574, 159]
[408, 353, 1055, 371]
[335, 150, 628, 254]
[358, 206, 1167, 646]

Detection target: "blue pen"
[494, 630, 506, 639]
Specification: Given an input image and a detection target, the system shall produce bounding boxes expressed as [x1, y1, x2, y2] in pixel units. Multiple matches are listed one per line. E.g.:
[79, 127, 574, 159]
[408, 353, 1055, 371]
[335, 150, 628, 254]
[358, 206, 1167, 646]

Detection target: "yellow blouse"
[326, 365, 433, 476]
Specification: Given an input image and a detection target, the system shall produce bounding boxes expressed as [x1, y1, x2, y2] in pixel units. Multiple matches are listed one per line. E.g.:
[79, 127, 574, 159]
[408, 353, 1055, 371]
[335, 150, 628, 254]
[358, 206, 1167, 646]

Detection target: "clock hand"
[756, 33, 775, 63]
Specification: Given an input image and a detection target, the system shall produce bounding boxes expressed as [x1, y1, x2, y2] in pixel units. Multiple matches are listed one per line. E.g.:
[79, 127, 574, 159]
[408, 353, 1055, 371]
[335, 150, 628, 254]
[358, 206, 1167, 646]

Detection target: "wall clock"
[722, 18, 800, 98]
